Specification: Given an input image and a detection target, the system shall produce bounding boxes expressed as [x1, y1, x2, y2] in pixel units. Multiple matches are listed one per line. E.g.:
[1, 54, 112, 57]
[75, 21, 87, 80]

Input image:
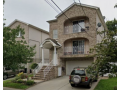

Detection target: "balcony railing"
[64, 25, 86, 34]
[64, 46, 89, 55]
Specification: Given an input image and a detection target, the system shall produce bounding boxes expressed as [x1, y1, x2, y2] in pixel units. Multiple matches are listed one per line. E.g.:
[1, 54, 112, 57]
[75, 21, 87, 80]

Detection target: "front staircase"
[32, 61, 56, 81]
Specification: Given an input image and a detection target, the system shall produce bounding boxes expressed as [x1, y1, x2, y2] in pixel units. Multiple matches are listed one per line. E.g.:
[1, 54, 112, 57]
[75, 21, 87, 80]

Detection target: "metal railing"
[43, 60, 54, 78]
[33, 59, 50, 76]
[64, 46, 89, 55]
[64, 25, 85, 34]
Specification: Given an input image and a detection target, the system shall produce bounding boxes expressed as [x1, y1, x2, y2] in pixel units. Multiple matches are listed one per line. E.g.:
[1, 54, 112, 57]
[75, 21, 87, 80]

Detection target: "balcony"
[64, 25, 87, 34]
[64, 16, 89, 34]
[62, 38, 90, 59]
[64, 46, 89, 55]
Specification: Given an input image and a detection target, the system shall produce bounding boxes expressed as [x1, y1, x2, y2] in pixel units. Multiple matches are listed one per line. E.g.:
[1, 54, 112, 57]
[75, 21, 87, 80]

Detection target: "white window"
[17, 31, 22, 37]
[73, 20, 85, 33]
[53, 30, 58, 39]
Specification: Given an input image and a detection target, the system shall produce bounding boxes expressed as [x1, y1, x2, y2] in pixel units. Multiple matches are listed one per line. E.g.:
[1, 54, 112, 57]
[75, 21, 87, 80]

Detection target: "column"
[42, 48, 44, 65]
[53, 46, 57, 66]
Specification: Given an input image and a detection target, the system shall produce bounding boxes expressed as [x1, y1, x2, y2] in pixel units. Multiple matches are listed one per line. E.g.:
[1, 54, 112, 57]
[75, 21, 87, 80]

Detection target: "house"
[34, 3, 108, 81]
[8, 19, 49, 73]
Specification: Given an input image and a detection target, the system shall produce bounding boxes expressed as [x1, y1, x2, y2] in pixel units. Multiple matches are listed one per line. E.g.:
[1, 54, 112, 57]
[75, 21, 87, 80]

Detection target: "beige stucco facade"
[8, 20, 49, 73]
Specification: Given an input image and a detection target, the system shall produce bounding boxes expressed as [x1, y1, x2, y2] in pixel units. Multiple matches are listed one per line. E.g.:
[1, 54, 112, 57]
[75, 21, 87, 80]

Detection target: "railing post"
[42, 48, 44, 65]
[53, 46, 57, 66]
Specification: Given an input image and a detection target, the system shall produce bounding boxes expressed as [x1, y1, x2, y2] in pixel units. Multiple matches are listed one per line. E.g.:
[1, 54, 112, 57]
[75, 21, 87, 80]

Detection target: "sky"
[3, 0, 117, 32]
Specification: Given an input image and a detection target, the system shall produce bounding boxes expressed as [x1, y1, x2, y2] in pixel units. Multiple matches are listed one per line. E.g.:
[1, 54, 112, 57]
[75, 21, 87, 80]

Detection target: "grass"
[3, 80, 30, 89]
[94, 77, 117, 90]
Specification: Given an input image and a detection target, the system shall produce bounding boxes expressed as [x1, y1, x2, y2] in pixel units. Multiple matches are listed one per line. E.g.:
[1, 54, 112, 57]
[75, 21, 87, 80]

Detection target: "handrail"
[43, 60, 53, 78]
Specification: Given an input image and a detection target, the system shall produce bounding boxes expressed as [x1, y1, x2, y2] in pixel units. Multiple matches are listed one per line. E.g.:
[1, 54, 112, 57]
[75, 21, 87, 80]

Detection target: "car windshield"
[71, 70, 86, 76]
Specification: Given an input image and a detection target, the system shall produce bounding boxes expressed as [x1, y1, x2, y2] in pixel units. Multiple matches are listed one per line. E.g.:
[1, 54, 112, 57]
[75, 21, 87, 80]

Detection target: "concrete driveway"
[27, 76, 99, 90]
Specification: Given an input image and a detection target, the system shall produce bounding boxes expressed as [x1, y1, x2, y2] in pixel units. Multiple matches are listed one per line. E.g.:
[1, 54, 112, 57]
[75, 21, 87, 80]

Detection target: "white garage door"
[66, 60, 93, 75]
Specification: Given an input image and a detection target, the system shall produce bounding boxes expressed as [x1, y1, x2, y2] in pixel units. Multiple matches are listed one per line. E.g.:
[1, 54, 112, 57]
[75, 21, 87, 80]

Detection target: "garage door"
[66, 60, 93, 75]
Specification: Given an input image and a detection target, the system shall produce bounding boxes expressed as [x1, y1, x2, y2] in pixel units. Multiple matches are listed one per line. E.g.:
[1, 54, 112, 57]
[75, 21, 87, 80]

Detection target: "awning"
[40, 38, 62, 49]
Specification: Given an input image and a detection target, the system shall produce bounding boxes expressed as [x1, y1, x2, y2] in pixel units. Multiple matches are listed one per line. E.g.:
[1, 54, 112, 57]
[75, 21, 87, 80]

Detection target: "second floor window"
[17, 31, 22, 37]
[53, 30, 58, 39]
[73, 40, 84, 54]
[73, 20, 85, 33]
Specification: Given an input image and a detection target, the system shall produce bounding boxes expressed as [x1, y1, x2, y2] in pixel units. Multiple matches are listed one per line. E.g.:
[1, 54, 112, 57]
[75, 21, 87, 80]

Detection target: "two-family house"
[8, 19, 49, 73]
[33, 3, 107, 81]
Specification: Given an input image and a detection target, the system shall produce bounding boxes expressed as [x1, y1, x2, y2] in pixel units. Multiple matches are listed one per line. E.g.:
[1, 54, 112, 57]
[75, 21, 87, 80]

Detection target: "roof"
[8, 19, 49, 34]
[47, 3, 107, 30]
[55, 3, 99, 18]
[40, 38, 61, 48]
[45, 38, 61, 46]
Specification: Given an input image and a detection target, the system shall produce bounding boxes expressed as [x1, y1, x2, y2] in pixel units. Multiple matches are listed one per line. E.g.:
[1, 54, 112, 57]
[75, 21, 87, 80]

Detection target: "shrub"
[28, 74, 33, 77]
[109, 74, 114, 78]
[26, 80, 35, 85]
[16, 72, 28, 79]
[30, 63, 38, 69]
[15, 76, 21, 80]
[17, 79, 23, 83]
[21, 74, 28, 79]
[109, 74, 117, 78]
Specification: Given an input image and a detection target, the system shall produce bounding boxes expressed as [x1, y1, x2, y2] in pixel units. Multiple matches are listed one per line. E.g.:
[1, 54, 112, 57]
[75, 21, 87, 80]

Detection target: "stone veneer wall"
[49, 5, 97, 76]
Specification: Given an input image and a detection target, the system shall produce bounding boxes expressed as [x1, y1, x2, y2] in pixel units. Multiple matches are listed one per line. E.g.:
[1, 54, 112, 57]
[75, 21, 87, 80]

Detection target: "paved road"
[27, 76, 99, 90]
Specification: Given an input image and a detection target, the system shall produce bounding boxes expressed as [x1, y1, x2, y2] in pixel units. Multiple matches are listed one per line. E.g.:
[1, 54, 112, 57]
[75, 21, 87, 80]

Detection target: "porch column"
[42, 48, 44, 65]
[53, 46, 57, 66]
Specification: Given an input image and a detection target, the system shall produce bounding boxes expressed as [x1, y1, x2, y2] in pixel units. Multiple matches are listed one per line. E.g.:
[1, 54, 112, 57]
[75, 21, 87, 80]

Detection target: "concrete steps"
[32, 66, 56, 81]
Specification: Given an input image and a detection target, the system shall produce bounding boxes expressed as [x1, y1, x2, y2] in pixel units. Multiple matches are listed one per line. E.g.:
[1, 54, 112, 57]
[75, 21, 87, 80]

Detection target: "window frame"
[17, 31, 22, 37]
[73, 19, 85, 33]
[53, 30, 58, 39]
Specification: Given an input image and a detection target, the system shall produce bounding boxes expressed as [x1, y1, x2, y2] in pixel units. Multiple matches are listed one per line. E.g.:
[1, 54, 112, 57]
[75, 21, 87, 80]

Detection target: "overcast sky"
[3, 0, 117, 32]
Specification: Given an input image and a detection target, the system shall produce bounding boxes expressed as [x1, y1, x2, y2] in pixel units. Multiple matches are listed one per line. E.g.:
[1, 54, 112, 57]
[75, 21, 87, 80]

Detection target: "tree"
[3, 26, 36, 71]
[106, 19, 117, 32]
[114, 4, 117, 8]
[87, 19, 117, 76]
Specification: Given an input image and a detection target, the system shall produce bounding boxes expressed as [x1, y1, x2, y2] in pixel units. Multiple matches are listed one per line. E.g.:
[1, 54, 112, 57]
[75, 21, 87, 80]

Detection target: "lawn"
[94, 77, 117, 90]
[3, 80, 30, 89]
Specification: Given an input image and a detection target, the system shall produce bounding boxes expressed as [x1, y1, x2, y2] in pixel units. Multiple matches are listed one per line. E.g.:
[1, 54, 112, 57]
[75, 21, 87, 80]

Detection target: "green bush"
[15, 76, 21, 80]
[28, 74, 33, 77]
[114, 86, 117, 90]
[26, 80, 35, 85]
[109, 74, 117, 78]
[109, 74, 114, 78]
[30, 63, 38, 69]
[21, 74, 28, 79]
[17, 79, 23, 83]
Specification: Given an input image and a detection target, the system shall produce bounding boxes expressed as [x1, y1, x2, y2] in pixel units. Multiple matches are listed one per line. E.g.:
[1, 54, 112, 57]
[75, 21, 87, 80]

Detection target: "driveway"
[27, 76, 99, 90]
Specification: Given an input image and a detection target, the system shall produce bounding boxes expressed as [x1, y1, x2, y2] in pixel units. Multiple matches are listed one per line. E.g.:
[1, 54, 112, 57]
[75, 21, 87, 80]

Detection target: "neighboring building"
[36, 3, 107, 80]
[8, 19, 49, 73]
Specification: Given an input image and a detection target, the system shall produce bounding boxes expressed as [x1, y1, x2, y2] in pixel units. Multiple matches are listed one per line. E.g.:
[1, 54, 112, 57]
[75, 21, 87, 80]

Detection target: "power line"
[51, 0, 82, 29]
[78, 0, 92, 26]
[45, 0, 60, 13]
[47, 0, 93, 38]
[76, 0, 94, 38]
[78, 0, 103, 38]
[73, 0, 93, 37]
